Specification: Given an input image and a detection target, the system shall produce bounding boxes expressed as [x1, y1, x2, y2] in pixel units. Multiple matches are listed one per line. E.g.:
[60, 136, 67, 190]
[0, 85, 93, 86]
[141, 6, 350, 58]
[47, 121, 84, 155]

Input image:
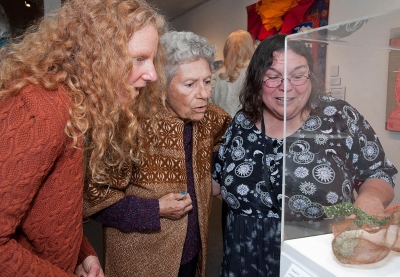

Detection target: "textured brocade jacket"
[83, 103, 231, 277]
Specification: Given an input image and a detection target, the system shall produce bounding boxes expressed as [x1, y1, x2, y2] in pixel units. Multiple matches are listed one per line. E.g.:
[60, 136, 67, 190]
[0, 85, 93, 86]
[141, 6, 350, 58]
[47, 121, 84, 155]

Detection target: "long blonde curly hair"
[219, 30, 254, 82]
[0, 0, 167, 185]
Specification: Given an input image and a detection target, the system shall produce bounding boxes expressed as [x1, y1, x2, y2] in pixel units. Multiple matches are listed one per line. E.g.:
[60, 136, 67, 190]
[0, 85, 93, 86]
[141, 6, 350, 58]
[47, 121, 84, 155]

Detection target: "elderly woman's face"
[261, 50, 311, 122]
[166, 58, 212, 122]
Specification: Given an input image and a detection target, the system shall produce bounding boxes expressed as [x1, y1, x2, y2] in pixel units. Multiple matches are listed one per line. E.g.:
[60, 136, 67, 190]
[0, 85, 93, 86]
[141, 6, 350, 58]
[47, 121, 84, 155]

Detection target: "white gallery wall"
[172, 0, 400, 203]
[171, 0, 400, 63]
[44, 0, 61, 14]
[327, 1, 400, 204]
[329, 0, 400, 24]
[171, 0, 256, 60]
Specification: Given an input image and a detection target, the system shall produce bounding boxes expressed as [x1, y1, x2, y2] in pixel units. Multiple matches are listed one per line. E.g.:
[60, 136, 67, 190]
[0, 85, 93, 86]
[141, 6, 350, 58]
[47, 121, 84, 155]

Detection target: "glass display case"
[280, 8, 400, 277]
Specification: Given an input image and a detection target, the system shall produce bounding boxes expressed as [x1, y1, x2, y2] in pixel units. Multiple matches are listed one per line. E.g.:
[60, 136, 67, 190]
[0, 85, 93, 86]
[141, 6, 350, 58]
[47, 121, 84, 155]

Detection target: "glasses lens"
[264, 78, 282, 88]
[263, 74, 309, 87]
[290, 75, 308, 86]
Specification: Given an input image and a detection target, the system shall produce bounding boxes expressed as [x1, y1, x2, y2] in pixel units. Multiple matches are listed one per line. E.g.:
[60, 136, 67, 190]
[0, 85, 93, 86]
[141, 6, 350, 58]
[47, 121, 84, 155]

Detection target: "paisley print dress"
[212, 96, 397, 277]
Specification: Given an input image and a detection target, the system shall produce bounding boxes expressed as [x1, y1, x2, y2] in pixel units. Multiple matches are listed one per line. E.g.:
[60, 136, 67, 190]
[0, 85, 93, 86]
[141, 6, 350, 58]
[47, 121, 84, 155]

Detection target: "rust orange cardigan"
[0, 85, 96, 276]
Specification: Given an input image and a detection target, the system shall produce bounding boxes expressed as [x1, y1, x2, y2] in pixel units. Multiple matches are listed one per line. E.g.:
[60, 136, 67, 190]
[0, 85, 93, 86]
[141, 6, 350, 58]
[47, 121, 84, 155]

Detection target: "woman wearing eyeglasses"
[212, 34, 397, 277]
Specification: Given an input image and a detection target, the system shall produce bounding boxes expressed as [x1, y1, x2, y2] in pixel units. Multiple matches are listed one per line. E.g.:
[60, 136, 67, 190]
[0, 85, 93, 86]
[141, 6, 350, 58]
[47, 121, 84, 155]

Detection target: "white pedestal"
[280, 233, 400, 277]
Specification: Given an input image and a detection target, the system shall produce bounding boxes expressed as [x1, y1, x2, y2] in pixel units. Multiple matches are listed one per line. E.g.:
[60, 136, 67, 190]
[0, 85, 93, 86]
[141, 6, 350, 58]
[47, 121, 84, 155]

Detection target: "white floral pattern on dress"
[225, 175, 233, 186]
[294, 167, 309, 178]
[226, 163, 235, 173]
[237, 184, 250, 196]
[315, 134, 328, 145]
[235, 162, 253, 177]
[213, 97, 397, 277]
[326, 191, 339, 204]
[247, 133, 258, 142]
[313, 164, 335, 184]
[324, 105, 337, 116]
[299, 181, 317, 195]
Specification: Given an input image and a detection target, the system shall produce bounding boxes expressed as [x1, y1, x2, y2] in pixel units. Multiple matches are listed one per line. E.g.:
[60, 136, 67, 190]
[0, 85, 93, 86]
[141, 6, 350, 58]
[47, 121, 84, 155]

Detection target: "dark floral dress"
[213, 96, 397, 277]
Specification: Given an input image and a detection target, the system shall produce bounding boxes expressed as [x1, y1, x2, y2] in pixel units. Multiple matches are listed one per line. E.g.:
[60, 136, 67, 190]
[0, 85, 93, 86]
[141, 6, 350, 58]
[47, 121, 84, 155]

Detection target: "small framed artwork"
[328, 86, 346, 100]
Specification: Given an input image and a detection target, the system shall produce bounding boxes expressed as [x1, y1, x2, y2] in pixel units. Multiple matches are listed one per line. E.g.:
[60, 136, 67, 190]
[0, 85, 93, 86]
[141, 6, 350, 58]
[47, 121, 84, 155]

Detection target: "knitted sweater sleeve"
[92, 195, 161, 232]
[78, 235, 98, 265]
[0, 90, 77, 277]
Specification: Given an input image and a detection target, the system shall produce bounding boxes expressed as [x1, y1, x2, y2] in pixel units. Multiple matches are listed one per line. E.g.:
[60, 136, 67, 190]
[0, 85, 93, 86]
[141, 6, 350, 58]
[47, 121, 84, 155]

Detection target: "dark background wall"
[0, 0, 44, 36]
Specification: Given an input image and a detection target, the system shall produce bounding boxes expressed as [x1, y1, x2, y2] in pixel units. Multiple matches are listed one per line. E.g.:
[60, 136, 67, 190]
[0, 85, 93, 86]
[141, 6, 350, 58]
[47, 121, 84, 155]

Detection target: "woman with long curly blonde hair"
[0, 0, 166, 276]
[211, 30, 255, 117]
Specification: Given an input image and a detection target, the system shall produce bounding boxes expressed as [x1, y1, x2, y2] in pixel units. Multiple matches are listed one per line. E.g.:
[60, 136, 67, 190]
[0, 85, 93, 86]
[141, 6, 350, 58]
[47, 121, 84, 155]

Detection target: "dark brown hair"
[239, 34, 323, 124]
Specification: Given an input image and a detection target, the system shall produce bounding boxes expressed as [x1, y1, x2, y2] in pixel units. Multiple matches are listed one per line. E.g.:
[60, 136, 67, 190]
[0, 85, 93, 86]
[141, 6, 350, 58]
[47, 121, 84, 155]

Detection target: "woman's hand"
[159, 192, 192, 220]
[354, 178, 394, 216]
[212, 179, 221, 196]
[74, 256, 104, 277]
[355, 195, 386, 217]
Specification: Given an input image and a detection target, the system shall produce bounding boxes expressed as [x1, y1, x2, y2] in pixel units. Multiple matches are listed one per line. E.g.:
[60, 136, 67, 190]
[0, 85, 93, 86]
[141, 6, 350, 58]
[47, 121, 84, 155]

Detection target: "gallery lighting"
[25, 0, 36, 8]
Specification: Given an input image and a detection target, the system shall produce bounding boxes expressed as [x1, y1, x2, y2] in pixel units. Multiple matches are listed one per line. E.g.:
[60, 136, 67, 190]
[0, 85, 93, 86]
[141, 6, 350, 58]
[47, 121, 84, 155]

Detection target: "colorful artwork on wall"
[386, 49, 400, 132]
[247, 0, 329, 42]
[247, 0, 330, 89]
[386, 69, 400, 132]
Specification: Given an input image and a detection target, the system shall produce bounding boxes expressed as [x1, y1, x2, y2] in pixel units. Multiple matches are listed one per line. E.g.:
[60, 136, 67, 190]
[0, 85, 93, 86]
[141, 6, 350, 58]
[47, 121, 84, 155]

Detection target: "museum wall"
[172, 0, 400, 203]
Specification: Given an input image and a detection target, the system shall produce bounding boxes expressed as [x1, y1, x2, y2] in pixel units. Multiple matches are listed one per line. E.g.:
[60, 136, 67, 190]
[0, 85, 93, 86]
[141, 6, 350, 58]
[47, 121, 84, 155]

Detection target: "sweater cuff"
[78, 235, 97, 264]
[93, 195, 161, 233]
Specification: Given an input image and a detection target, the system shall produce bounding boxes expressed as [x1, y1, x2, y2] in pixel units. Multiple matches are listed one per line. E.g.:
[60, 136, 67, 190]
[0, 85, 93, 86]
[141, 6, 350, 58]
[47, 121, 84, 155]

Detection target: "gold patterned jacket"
[83, 103, 231, 277]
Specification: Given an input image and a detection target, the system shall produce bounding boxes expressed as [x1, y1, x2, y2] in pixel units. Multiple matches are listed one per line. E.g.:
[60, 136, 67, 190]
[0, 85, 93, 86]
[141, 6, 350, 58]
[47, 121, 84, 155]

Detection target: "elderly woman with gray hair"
[84, 31, 231, 277]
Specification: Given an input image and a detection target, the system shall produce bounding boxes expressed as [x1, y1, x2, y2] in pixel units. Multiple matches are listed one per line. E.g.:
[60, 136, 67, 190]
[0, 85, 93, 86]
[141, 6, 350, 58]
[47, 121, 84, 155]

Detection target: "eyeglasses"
[262, 72, 310, 88]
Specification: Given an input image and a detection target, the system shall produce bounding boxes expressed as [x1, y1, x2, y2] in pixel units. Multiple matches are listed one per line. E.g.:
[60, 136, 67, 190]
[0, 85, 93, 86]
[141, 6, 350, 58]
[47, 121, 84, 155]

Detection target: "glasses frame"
[262, 71, 310, 88]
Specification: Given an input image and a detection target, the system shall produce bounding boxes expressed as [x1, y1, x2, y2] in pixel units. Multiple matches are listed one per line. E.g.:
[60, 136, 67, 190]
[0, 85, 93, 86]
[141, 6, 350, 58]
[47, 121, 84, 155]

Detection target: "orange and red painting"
[386, 68, 400, 131]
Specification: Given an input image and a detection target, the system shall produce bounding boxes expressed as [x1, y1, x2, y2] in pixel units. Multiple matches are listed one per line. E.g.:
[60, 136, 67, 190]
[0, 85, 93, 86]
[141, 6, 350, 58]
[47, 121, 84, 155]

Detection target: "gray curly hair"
[161, 31, 216, 85]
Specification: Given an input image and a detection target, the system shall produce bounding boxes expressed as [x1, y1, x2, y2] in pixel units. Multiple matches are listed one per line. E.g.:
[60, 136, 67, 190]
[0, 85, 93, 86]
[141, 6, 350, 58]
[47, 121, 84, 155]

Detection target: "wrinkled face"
[166, 58, 212, 122]
[261, 49, 312, 122]
[125, 24, 159, 100]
